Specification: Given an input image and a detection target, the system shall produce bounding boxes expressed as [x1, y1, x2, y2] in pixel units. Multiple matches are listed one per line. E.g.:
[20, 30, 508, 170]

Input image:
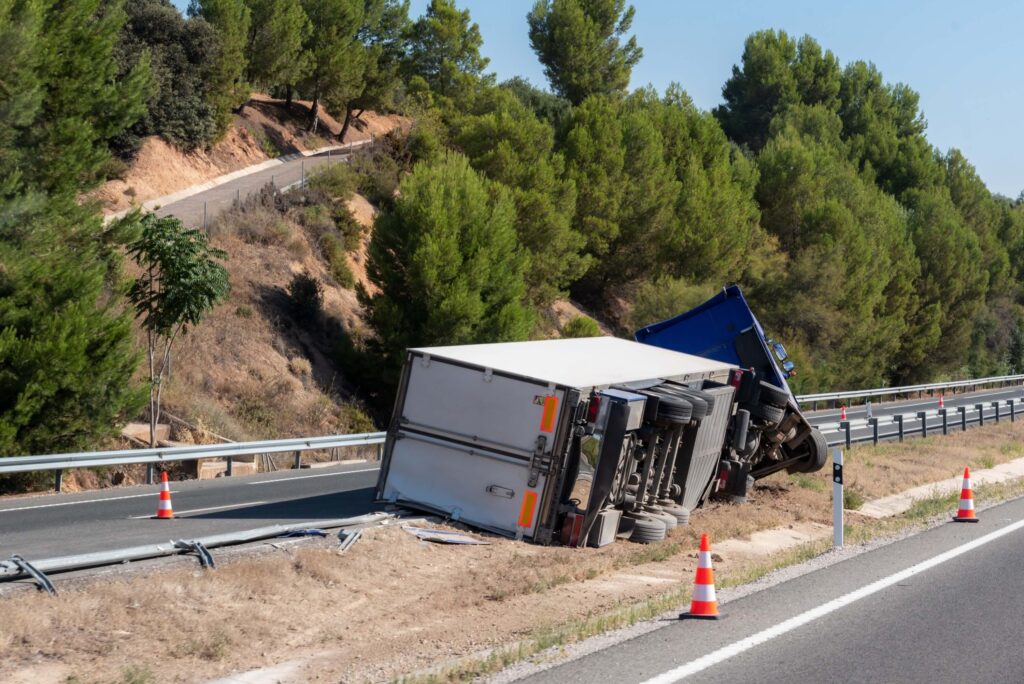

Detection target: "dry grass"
[6, 423, 1024, 683]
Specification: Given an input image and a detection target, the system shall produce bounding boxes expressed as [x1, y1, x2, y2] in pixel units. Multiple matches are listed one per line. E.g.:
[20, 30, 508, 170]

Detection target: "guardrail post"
[840, 420, 851, 449]
[146, 463, 154, 485]
[293, 450, 301, 469]
[1010, 399, 1016, 423]
[992, 401, 1001, 423]
[976, 403, 985, 426]
[940, 408, 948, 435]
[833, 447, 843, 549]
[869, 417, 879, 445]
[895, 414, 904, 442]
[376, 442, 383, 461]
[959, 405, 967, 431]
[54, 469, 63, 492]
[918, 411, 927, 438]
[226, 457, 233, 477]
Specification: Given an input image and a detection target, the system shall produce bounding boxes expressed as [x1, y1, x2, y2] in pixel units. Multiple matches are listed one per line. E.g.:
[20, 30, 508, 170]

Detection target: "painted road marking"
[640, 515, 1024, 684]
[245, 468, 378, 485]
[128, 501, 269, 518]
[0, 492, 165, 513]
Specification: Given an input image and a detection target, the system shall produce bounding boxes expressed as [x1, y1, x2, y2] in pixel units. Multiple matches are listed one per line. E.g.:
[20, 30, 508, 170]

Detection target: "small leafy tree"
[128, 214, 230, 446]
[561, 315, 600, 338]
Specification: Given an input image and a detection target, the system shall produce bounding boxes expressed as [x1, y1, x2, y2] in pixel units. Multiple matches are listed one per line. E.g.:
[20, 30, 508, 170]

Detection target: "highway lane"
[804, 385, 1024, 422]
[0, 461, 380, 560]
[518, 494, 1024, 684]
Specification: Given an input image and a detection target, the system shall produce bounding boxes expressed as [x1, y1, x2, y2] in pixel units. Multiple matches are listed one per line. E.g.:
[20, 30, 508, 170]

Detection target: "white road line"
[0, 491, 164, 513]
[640, 516, 1024, 684]
[128, 501, 269, 518]
[245, 468, 378, 485]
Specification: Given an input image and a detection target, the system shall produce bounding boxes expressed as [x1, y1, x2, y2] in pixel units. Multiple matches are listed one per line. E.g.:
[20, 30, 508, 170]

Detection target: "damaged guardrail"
[0, 512, 391, 594]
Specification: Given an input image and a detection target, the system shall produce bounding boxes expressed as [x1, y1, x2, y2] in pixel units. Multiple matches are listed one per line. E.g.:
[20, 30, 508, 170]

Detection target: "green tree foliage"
[128, 214, 230, 446]
[361, 153, 533, 382]
[715, 30, 840, 152]
[0, 197, 145, 456]
[754, 105, 918, 390]
[244, 0, 311, 93]
[404, 0, 490, 104]
[0, 0, 43, 193]
[501, 76, 570, 129]
[527, 0, 642, 105]
[451, 88, 586, 305]
[116, 0, 220, 151]
[189, 0, 251, 137]
[628, 278, 716, 330]
[299, 0, 365, 132]
[20, 0, 150, 193]
[632, 85, 763, 284]
[338, 0, 412, 140]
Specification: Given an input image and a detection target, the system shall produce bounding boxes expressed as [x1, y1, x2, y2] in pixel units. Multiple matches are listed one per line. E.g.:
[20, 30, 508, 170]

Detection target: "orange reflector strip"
[540, 396, 558, 433]
[518, 490, 538, 529]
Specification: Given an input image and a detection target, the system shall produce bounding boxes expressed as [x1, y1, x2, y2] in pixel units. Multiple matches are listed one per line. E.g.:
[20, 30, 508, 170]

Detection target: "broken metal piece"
[337, 529, 362, 554]
[402, 527, 489, 545]
[173, 540, 216, 569]
[280, 528, 327, 538]
[8, 555, 57, 595]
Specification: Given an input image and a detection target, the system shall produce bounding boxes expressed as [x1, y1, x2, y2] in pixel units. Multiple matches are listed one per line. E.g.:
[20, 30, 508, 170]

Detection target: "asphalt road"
[518, 494, 1024, 684]
[154, 143, 368, 229]
[0, 461, 380, 560]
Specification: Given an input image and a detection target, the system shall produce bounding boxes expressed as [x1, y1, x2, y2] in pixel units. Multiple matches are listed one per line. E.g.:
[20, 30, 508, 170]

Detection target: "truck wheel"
[649, 509, 678, 530]
[757, 381, 789, 408]
[626, 514, 667, 544]
[796, 428, 829, 473]
[745, 400, 785, 425]
[661, 504, 690, 524]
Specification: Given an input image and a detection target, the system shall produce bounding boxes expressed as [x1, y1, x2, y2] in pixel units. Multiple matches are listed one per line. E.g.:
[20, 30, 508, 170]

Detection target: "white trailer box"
[375, 337, 735, 543]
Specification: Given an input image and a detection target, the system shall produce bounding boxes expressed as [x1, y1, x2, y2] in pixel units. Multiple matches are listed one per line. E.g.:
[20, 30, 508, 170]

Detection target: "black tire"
[642, 390, 693, 424]
[627, 514, 667, 544]
[649, 509, 678, 530]
[661, 504, 690, 525]
[745, 400, 785, 425]
[794, 428, 829, 473]
[657, 386, 709, 420]
[757, 380, 789, 408]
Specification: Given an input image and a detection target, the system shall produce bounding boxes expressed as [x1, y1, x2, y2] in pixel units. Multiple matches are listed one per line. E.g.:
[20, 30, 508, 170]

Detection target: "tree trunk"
[339, 103, 355, 142]
[307, 85, 320, 134]
[285, 85, 293, 110]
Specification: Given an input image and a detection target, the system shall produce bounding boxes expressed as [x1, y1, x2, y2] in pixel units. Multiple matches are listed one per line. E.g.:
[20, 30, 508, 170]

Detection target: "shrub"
[288, 357, 312, 377]
[308, 163, 357, 198]
[334, 205, 365, 252]
[628, 277, 716, 330]
[320, 233, 356, 289]
[299, 203, 336, 236]
[235, 305, 253, 318]
[562, 315, 600, 338]
[288, 272, 322, 323]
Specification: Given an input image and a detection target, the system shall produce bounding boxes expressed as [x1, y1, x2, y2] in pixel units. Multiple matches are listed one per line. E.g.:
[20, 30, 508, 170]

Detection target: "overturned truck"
[375, 286, 826, 546]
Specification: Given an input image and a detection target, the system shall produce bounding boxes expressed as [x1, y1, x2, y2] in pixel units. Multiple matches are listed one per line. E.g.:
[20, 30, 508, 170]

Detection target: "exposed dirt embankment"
[93, 94, 405, 214]
[4, 422, 1024, 683]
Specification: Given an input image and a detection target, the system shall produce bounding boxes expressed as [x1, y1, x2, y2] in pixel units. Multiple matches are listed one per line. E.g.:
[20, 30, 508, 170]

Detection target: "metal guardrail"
[796, 373, 1024, 406]
[0, 432, 386, 490]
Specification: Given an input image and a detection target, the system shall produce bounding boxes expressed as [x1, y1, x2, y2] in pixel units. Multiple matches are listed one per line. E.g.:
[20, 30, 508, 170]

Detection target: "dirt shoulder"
[3, 421, 1024, 683]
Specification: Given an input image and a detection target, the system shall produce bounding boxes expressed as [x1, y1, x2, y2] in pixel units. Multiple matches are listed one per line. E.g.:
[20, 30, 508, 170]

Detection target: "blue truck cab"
[635, 285, 827, 497]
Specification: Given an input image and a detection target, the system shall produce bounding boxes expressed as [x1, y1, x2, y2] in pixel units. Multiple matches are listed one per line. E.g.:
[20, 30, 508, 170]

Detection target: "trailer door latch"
[528, 435, 549, 487]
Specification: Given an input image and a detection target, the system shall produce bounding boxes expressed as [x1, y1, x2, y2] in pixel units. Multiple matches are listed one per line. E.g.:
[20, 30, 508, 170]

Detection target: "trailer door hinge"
[528, 435, 549, 487]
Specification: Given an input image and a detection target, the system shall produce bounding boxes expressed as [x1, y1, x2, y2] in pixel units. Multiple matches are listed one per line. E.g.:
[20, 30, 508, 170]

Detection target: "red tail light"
[729, 369, 744, 389]
[586, 395, 601, 423]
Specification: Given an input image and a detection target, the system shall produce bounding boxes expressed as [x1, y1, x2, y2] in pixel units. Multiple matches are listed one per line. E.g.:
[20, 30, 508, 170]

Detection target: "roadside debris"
[337, 529, 362, 554]
[403, 527, 490, 545]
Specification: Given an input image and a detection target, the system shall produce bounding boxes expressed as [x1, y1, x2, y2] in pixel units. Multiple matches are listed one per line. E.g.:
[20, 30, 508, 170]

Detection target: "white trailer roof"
[410, 337, 734, 389]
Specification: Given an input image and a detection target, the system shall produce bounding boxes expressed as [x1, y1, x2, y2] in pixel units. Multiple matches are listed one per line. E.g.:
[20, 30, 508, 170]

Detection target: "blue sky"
[173, 1, 1023, 197]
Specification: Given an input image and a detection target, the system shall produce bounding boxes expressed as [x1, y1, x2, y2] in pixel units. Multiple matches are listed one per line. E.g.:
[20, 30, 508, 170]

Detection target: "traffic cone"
[953, 467, 978, 523]
[939, 395, 945, 409]
[681, 533, 720, 620]
[840, 405, 847, 420]
[156, 471, 174, 519]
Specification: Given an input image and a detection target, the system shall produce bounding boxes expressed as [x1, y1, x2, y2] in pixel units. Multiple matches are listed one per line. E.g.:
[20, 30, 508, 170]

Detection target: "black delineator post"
[869, 417, 879, 445]
[992, 401, 1001, 423]
[941, 408, 949, 435]
[976, 403, 985, 427]
[895, 414, 905, 442]
[918, 411, 928, 438]
[840, 420, 851, 449]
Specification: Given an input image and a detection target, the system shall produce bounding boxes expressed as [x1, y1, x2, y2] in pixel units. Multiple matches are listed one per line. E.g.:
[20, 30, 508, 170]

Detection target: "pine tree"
[527, 0, 642, 105]
[299, 0, 365, 133]
[189, 0, 251, 137]
[404, 0, 490, 104]
[361, 153, 533, 382]
[244, 0, 311, 94]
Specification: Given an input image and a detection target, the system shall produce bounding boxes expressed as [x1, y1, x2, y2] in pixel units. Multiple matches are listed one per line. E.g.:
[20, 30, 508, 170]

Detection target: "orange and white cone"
[681, 533, 720, 620]
[953, 467, 978, 523]
[156, 471, 174, 519]
[840, 406, 847, 420]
